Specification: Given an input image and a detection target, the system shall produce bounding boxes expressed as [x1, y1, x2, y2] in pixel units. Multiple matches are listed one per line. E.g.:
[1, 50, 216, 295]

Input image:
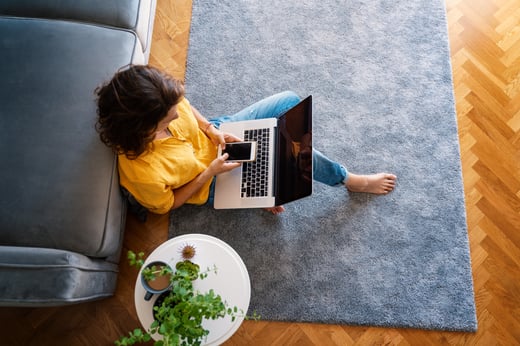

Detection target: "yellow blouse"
[118, 98, 217, 214]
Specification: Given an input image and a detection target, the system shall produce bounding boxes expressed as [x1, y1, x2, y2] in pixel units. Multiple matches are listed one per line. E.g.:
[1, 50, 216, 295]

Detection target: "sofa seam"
[0, 15, 141, 39]
[0, 263, 119, 272]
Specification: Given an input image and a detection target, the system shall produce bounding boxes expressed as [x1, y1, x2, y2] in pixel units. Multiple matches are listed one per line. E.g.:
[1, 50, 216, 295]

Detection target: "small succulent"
[180, 244, 196, 260]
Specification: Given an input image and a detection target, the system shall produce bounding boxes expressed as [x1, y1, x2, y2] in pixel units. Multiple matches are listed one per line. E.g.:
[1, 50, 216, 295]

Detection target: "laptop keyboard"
[241, 128, 270, 198]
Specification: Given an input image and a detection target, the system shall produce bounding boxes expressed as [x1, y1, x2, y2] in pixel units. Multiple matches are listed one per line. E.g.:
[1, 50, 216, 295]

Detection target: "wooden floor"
[1, 0, 519, 345]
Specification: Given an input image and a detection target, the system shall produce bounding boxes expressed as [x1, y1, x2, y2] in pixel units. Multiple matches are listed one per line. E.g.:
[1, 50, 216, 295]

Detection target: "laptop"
[214, 95, 312, 209]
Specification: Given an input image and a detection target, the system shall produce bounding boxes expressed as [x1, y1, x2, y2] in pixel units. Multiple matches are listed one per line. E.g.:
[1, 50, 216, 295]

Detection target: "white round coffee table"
[134, 234, 251, 346]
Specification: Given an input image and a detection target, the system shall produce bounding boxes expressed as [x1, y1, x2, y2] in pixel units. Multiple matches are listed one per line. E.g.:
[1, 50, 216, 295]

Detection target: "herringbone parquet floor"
[0, 0, 518, 345]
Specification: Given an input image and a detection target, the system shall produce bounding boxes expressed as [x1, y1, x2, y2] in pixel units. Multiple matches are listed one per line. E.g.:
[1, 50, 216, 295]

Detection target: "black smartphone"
[218, 141, 257, 162]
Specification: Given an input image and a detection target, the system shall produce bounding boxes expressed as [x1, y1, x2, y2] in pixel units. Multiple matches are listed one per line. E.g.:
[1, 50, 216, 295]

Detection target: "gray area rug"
[170, 0, 477, 331]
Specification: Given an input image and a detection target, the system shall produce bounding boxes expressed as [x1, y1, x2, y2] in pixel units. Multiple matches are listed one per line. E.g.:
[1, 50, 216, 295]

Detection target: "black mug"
[141, 261, 173, 301]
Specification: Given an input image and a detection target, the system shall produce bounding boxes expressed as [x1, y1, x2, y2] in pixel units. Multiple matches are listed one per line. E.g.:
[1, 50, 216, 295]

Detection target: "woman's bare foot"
[345, 173, 397, 194]
[264, 205, 285, 215]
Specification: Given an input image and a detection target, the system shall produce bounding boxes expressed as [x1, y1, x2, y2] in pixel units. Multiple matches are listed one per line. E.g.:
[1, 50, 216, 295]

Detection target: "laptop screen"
[274, 95, 313, 206]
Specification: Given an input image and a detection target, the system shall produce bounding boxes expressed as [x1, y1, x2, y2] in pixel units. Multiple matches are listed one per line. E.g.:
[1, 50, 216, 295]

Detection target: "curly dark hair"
[95, 65, 185, 159]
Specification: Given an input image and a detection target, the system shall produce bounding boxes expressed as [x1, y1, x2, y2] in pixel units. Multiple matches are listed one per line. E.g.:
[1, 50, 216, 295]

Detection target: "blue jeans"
[208, 91, 348, 203]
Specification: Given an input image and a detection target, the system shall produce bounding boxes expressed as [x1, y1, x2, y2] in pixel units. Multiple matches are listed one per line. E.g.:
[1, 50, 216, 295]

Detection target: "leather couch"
[0, 0, 156, 306]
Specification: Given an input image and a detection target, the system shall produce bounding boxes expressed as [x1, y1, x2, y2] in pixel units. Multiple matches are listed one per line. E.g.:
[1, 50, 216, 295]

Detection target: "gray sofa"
[0, 0, 156, 306]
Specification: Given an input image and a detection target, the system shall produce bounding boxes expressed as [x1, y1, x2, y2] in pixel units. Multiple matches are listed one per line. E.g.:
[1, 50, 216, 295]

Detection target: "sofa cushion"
[0, 0, 155, 55]
[0, 17, 140, 258]
[0, 246, 119, 306]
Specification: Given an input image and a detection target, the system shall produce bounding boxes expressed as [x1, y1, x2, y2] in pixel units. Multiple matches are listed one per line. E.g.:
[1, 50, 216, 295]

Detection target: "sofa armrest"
[0, 246, 119, 306]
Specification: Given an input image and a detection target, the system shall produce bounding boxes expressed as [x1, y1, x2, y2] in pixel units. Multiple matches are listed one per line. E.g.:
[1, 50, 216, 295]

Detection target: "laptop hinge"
[273, 125, 280, 205]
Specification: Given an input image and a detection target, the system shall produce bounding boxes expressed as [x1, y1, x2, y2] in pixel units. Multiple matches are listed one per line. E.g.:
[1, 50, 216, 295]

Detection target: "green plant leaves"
[117, 255, 248, 346]
[114, 328, 151, 346]
[127, 251, 145, 269]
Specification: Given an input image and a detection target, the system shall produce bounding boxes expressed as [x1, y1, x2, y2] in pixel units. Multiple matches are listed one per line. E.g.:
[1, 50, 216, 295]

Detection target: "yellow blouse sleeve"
[118, 161, 176, 214]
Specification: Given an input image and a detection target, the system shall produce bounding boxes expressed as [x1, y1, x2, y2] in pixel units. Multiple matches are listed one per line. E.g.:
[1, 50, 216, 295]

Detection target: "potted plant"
[116, 244, 253, 346]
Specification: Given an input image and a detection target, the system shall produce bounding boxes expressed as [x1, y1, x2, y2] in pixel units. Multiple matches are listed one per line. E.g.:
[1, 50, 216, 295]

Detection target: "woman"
[95, 65, 396, 215]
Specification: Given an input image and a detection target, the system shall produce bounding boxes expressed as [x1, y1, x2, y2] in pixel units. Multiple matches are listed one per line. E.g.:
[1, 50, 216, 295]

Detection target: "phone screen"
[222, 142, 254, 161]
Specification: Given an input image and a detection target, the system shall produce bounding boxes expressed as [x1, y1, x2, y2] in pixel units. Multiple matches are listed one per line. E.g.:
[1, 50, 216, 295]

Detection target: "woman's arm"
[191, 105, 213, 133]
[191, 105, 223, 145]
[170, 153, 240, 209]
[190, 105, 241, 146]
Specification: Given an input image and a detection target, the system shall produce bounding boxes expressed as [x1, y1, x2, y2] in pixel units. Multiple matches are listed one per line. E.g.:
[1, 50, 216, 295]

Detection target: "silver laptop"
[214, 95, 312, 209]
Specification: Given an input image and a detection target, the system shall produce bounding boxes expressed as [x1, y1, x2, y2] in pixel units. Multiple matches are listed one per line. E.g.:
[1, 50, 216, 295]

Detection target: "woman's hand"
[204, 125, 225, 147]
[223, 132, 242, 144]
[170, 153, 239, 210]
[205, 125, 242, 149]
[207, 153, 241, 176]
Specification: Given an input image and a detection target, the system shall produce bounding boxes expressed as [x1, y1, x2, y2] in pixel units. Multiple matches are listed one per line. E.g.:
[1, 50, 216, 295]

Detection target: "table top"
[134, 233, 251, 345]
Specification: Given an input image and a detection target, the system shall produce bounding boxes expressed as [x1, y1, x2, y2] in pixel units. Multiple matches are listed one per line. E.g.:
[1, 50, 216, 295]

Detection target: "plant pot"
[152, 290, 174, 321]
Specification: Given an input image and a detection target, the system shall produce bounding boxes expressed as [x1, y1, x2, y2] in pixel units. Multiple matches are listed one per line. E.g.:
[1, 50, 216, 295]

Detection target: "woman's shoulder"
[177, 97, 192, 112]
[175, 97, 195, 122]
[118, 152, 154, 169]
